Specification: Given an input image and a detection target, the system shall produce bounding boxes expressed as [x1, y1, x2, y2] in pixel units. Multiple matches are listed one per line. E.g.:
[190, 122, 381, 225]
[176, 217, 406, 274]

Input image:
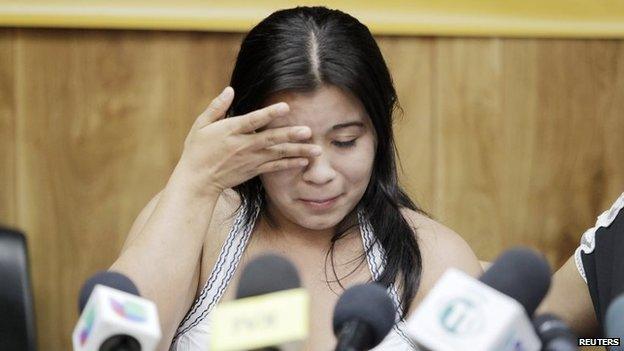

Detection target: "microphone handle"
[544, 339, 578, 351]
[99, 334, 141, 351]
[334, 320, 374, 351]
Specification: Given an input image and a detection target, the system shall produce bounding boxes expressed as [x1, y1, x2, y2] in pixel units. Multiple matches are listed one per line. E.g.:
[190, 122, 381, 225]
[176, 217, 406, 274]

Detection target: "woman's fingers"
[255, 158, 309, 175]
[194, 87, 235, 130]
[225, 102, 290, 134]
[263, 143, 322, 160]
[179, 92, 324, 192]
[252, 143, 321, 176]
[247, 125, 312, 150]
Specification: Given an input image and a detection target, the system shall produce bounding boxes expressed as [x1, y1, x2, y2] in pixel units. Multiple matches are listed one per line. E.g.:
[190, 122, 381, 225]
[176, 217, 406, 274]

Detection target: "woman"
[110, 6, 482, 350]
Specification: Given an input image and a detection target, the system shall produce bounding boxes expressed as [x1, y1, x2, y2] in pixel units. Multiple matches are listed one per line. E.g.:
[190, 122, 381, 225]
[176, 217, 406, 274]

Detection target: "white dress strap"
[171, 203, 260, 344]
[357, 209, 420, 350]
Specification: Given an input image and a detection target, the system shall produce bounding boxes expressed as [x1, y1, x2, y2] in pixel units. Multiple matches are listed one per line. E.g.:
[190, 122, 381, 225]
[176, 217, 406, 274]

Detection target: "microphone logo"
[79, 306, 96, 346]
[439, 297, 484, 336]
[109, 297, 147, 323]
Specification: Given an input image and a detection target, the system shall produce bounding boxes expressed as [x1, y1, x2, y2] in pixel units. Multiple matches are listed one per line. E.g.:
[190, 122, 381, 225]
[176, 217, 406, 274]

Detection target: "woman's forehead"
[263, 85, 369, 130]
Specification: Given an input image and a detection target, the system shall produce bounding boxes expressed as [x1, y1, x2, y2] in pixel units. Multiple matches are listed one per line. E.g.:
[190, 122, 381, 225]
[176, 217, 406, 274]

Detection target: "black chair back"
[0, 227, 37, 351]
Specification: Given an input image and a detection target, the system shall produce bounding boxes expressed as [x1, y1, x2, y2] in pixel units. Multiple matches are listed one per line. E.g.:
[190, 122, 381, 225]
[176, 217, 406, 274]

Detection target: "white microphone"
[406, 247, 551, 351]
[72, 271, 161, 351]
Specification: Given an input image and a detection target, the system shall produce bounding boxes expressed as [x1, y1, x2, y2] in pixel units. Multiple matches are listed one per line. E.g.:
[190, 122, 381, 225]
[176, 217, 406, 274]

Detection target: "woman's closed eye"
[332, 138, 358, 148]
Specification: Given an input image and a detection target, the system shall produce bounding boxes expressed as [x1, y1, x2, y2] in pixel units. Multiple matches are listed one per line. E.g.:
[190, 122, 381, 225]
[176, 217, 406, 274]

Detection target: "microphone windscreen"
[78, 271, 139, 313]
[332, 283, 395, 349]
[532, 313, 577, 350]
[235, 253, 301, 299]
[479, 247, 551, 316]
[606, 293, 624, 340]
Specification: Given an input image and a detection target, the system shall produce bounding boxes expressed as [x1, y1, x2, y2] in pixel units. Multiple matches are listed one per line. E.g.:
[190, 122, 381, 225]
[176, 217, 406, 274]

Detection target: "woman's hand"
[171, 86, 320, 198]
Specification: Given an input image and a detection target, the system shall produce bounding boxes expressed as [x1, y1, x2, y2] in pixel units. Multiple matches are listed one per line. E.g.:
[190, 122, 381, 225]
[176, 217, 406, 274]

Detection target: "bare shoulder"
[399, 208, 483, 306]
[399, 207, 482, 275]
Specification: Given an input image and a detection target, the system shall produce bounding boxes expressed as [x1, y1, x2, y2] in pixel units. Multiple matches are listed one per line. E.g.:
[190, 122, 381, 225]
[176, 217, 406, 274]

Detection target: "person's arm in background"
[539, 191, 624, 340]
[537, 254, 599, 337]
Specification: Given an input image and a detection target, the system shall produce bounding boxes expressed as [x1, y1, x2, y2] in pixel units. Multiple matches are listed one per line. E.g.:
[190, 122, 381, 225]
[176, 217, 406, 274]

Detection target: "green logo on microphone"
[439, 298, 484, 335]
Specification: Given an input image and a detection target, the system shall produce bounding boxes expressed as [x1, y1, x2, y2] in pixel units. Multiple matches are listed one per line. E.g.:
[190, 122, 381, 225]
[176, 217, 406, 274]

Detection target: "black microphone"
[479, 247, 552, 317]
[533, 313, 578, 351]
[209, 253, 307, 351]
[78, 271, 140, 313]
[236, 253, 301, 299]
[236, 253, 302, 351]
[332, 283, 395, 351]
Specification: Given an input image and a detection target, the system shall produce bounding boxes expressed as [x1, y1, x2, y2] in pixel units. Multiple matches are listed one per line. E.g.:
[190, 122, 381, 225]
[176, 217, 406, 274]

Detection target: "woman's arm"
[537, 255, 599, 337]
[119, 191, 162, 253]
[110, 179, 220, 350]
[108, 86, 320, 350]
[109, 89, 232, 349]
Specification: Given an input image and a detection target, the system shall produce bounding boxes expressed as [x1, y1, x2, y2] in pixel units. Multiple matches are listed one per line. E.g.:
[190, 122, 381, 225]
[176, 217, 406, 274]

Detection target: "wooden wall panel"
[13, 29, 245, 350]
[521, 40, 624, 264]
[433, 38, 624, 266]
[0, 28, 622, 350]
[15, 29, 162, 350]
[433, 38, 508, 255]
[378, 38, 436, 213]
[0, 29, 16, 226]
[584, 40, 624, 213]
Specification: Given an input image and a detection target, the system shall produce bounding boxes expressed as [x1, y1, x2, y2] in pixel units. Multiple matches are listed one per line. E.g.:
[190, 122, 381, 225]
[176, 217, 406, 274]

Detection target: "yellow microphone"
[209, 254, 309, 351]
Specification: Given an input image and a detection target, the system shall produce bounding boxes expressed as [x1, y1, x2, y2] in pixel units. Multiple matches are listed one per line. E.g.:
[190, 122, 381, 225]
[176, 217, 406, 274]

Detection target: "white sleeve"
[574, 192, 624, 284]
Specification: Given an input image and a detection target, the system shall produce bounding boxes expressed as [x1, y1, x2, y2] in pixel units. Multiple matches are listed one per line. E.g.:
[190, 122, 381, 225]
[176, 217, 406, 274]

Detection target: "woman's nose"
[301, 151, 336, 185]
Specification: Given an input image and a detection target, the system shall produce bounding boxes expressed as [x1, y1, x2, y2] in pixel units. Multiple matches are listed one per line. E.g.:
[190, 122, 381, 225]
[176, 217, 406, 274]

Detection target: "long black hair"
[225, 6, 424, 318]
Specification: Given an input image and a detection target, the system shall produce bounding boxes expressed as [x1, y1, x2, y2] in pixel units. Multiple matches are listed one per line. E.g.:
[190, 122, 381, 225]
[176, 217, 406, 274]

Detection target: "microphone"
[532, 314, 578, 351]
[479, 248, 551, 317]
[406, 247, 551, 351]
[78, 271, 139, 313]
[72, 271, 161, 351]
[606, 293, 624, 349]
[209, 253, 309, 351]
[235, 253, 301, 298]
[332, 283, 396, 351]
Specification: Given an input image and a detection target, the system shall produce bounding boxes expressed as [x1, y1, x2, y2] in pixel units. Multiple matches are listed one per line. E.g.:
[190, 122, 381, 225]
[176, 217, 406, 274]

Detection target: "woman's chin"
[295, 214, 342, 231]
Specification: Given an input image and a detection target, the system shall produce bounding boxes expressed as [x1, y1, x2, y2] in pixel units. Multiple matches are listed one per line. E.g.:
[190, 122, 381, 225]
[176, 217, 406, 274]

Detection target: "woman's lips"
[299, 195, 341, 210]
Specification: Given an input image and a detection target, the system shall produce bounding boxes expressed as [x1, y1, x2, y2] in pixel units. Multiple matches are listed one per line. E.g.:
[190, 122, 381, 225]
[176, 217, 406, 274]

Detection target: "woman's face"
[260, 84, 377, 231]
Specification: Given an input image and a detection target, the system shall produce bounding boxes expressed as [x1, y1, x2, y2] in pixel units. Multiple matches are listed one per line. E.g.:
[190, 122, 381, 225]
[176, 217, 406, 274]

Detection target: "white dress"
[169, 205, 420, 350]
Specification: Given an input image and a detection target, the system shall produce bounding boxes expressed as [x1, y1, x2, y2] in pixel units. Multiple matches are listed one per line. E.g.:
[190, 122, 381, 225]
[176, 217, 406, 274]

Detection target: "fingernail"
[220, 86, 232, 99]
[275, 103, 289, 114]
[296, 127, 310, 138]
[311, 146, 322, 155]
